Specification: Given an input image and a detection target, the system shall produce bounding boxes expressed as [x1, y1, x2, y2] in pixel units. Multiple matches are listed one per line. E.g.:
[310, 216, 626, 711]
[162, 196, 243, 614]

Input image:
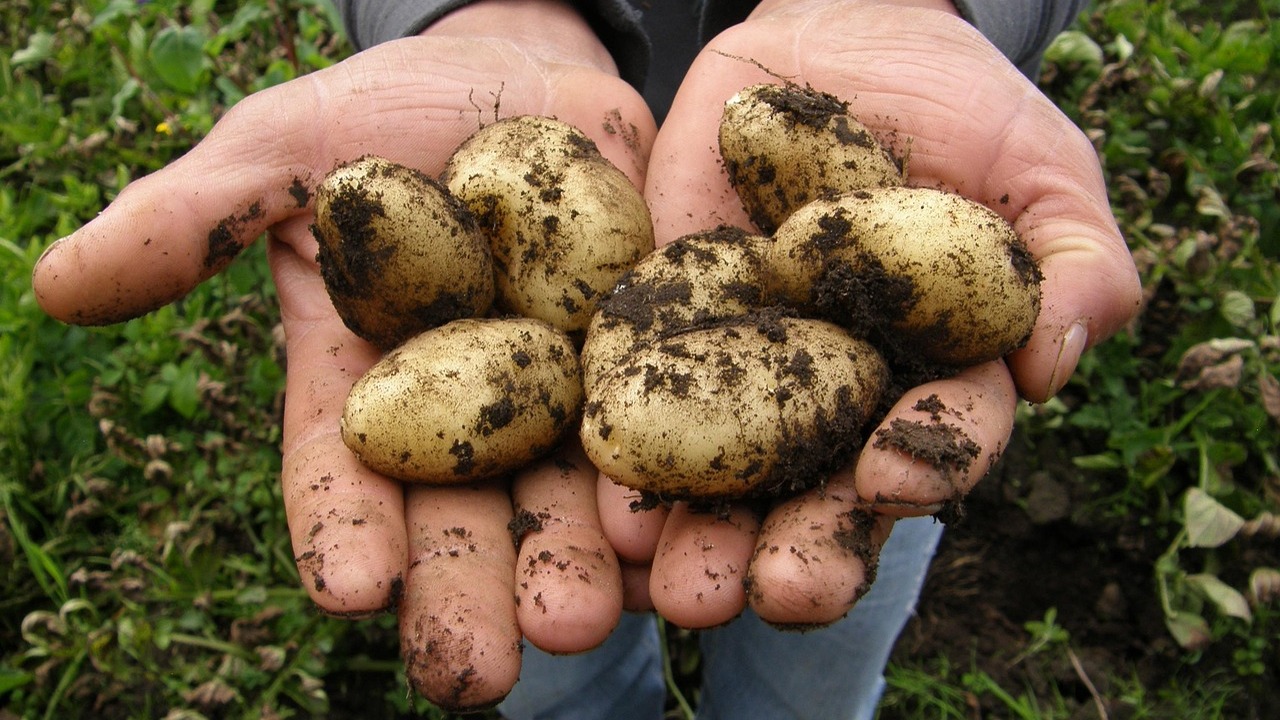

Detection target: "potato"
[443, 116, 654, 339]
[580, 226, 769, 389]
[313, 155, 495, 350]
[768, 187, 1042, 367]
[719, 83, 904, 234]
[342, 318, 582, 483]
[580, 315, 888, 500]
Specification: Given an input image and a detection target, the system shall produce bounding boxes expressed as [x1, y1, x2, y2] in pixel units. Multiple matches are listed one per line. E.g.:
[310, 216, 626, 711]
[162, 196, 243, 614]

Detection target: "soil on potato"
[754, 82, 880, 153]
[315, 162, 490, 349]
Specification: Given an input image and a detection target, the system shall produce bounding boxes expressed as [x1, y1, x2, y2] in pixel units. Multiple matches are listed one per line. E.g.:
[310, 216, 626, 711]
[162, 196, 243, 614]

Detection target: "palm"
[607, 3, 1139, 628]
[34, 34, 655, 711]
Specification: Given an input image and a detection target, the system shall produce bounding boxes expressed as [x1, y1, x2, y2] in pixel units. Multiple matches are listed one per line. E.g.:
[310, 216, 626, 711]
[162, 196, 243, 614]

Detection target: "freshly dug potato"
[313, 155, 495, 350]
[768, 187, 1042, 367]
[342, 318, 582, 484]
[580, 226, 770, 389]
[581, 314, 888, 500]
[443, 116, 654, 339]
[719, 83, 904, 234]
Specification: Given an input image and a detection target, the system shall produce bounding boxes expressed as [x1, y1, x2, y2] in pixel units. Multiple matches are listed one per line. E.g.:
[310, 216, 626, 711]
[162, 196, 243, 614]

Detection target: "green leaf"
[149, 26, 208, 94]
[11, 30, 55, 66]
[167, 362, 201, 419]
[1166, 611, 1213, 650]
[1046, 30, 1105, 67]
[1219, 290, 1256, 328]
[1073, 453, 1123, 470]
[219, 3, 268, 43]
[1186, 574, 1252, 622]
[141, 379, 170, 414]
[0, 667, 33, 695]
[91, 0, 138, 30]
[236, 585, 269, 605]
[109, 78, 140, 120]
[1184, 487, 1245, 548]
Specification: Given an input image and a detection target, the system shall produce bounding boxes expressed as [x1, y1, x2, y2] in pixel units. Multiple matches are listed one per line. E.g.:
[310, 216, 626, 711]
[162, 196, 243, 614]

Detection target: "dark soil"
[885, 419, 1276, 719]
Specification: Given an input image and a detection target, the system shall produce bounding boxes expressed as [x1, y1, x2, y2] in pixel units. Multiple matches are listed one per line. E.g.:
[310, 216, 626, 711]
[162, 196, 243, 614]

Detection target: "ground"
[889, 416, 1278, 719]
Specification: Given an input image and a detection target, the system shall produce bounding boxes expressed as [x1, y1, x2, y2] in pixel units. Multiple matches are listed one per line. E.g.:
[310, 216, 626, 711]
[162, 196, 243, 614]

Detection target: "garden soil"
[887, 416, 1279, 719]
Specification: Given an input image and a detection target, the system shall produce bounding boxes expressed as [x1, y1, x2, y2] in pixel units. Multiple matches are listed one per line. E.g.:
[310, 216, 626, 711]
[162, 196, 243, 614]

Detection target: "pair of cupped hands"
[32, 0, 1140, 710]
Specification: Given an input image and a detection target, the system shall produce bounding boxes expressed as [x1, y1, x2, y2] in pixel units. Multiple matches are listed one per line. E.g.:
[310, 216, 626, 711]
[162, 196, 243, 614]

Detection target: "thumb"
[31, 77, 323, 325]
[31, 35, 642, 326]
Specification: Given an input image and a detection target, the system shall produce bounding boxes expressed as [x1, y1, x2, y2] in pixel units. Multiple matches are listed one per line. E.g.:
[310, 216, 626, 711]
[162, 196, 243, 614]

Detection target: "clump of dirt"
[205, 201, 263, 270]
[507, 508, 548, 546]
[871, 417, 980, 479]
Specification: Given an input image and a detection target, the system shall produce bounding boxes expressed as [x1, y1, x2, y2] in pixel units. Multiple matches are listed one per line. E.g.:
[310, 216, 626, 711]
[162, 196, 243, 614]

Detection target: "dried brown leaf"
[1258, 370, 1280, 420]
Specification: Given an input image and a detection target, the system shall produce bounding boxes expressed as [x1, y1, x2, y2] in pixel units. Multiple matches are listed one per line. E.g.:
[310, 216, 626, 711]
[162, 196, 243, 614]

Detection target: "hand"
[602, 0, 1141, 629]
[31, 0, 654, 710]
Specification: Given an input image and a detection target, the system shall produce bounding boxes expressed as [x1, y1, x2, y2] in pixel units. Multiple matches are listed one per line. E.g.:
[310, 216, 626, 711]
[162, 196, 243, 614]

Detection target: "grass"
[2, 0, 1277, 718]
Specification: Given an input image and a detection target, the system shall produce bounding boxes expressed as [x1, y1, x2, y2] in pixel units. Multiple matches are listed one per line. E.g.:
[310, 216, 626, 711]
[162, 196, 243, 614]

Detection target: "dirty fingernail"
[1046, 321, 1089, 398]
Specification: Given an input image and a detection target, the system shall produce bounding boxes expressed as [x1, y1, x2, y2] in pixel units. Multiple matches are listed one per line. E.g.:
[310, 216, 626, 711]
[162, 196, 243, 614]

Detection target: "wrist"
[423, 0, 617, 75]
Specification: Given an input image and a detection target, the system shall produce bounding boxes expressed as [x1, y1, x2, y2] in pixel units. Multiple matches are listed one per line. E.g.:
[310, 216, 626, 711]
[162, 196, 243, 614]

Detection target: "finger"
[511, 443, 623, 654]
[747, 467, 894, 626]
[400, 480, 521, 712]
[855, 361, 1017, 516]
[597, 473, 670, 565]
[270, 225, 408, 616]
[649, 503, 760, 628]
[620, 561, 656, 611]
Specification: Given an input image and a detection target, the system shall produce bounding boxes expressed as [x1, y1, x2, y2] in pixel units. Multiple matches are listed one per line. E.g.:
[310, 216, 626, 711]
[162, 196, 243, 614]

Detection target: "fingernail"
[1046, 321, 1089, 398]
[35, 235, 68, 267]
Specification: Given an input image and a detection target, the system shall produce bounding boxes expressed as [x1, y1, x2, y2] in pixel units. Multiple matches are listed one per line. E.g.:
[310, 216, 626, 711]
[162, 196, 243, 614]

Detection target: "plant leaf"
[1258, 371, 1280, 421]
[0, 668, 33, 695]
[1186, 574, 1253, 622]
[1165, 611, 1213, 650]
[11, 30, 54, 66]
[1046, 30, 1104, 67]
[1184, 487, 1245, 547]
[1218, 290, 1256, 328]
[149, 26, 208, 94]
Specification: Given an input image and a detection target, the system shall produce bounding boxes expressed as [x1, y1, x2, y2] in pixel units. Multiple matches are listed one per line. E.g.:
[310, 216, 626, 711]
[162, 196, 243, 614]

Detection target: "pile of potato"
[315, 82, 1042, 503]
[313, 117, 652, 484]
[578, 83, 1041, 501]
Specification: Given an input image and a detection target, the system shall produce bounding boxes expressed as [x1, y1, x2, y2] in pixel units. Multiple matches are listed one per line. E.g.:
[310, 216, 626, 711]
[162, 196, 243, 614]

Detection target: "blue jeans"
[498, 516, 943, 720]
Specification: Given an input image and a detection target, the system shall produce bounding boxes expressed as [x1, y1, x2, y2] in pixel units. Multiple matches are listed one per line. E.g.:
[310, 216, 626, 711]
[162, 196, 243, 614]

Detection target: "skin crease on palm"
[28, 0, 1141, 710]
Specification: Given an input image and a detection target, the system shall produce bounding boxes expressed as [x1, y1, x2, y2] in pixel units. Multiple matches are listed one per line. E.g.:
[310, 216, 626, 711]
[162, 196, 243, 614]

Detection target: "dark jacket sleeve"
[691, 0, 1091, 81]
[330, 0, 1089, 104]
[951, 0, 1092, 77]
[329, 0, 651, 88]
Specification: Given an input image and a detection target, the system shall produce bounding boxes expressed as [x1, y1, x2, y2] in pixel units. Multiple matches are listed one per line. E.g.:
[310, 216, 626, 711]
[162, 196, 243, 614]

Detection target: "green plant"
[1039, 0, 1279, 658]
[0, 2, 464, 718]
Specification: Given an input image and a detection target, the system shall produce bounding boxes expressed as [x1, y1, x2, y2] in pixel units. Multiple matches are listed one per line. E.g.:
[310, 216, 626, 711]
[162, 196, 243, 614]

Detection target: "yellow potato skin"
[443, 116, 655, 339]
[313, 156, 495, 350]
[769, 187, 1042, 367]
[581, 226, 769, 389]
[720, 83, 904, 234]
[581, 316, 888, 500]
[342, 318, 582, 484]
